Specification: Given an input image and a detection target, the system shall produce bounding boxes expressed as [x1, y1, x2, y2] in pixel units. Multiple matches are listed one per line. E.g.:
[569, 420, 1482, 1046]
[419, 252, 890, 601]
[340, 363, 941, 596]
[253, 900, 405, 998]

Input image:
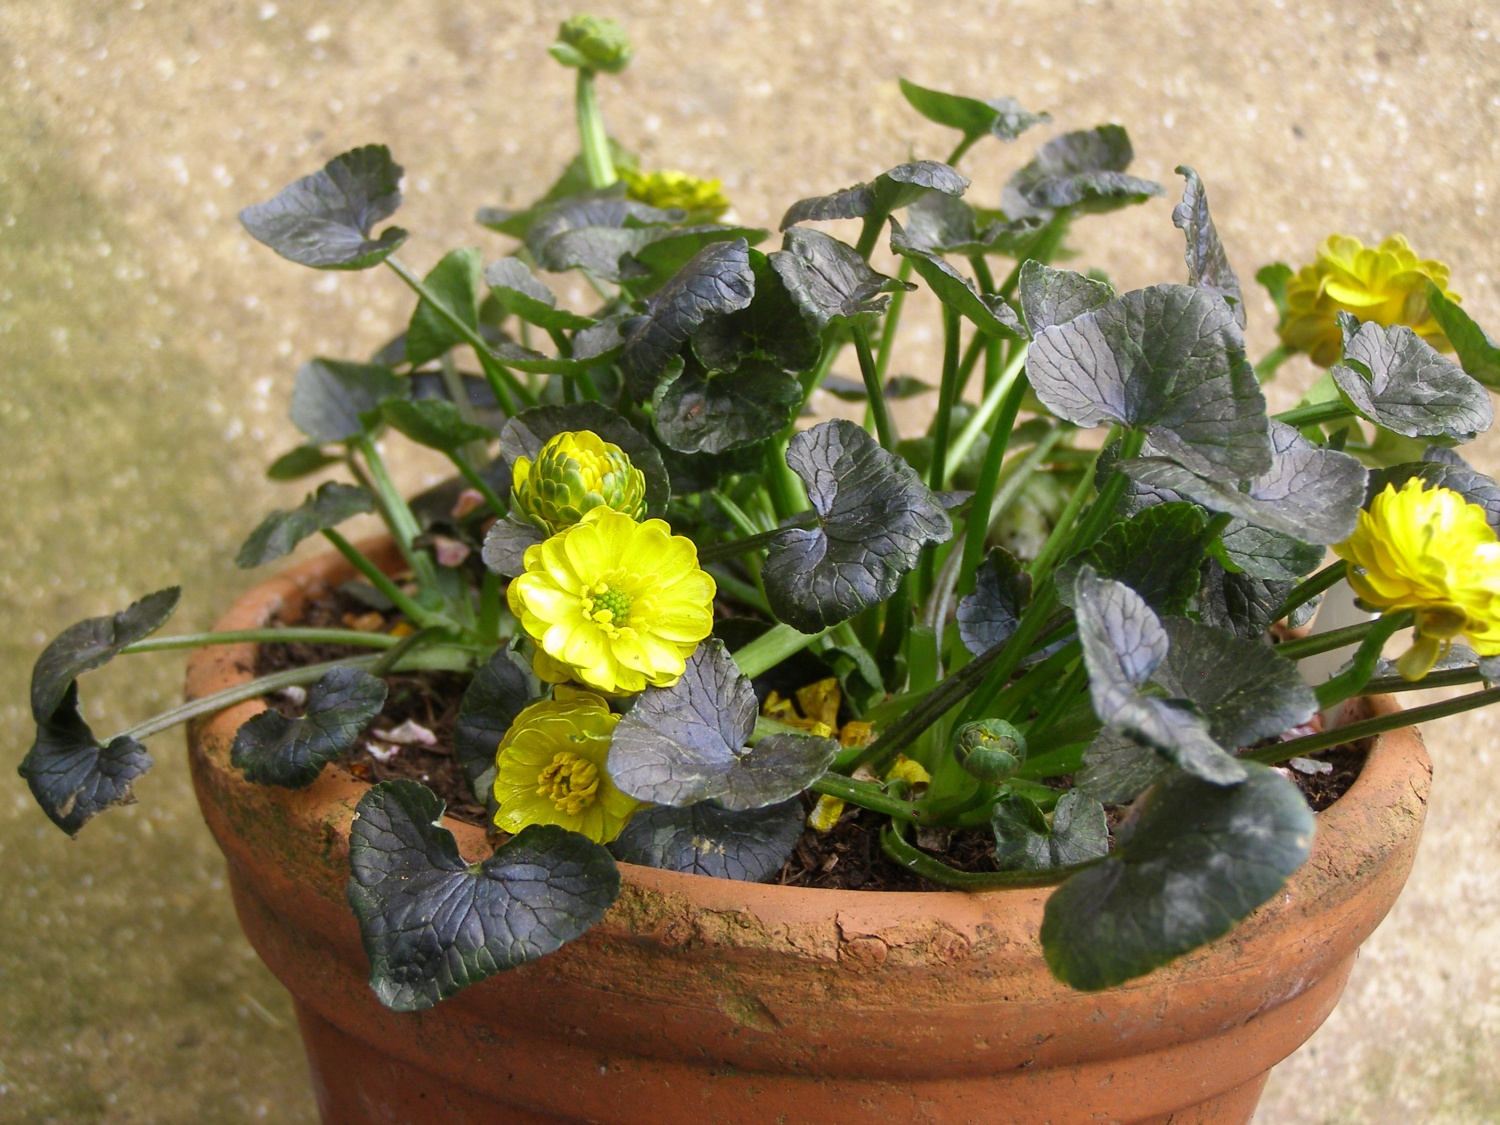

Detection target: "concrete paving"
[0, 1, 1496, 1121]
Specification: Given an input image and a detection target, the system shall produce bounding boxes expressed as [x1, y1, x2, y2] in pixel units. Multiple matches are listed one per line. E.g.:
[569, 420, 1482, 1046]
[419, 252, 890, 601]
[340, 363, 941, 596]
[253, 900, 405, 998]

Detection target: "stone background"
[0, 1, 1496, 1121]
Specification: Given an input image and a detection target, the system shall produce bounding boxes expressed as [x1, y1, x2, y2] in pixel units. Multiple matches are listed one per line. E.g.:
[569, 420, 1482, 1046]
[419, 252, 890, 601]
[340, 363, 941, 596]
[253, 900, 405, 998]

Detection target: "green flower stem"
[874, 260, 915, 382]
[1244, 684, 1500, 767]
[708, 566, 772, 616]
[955, 581, 1062, 729]
[321, 529, 443, 630]
[450, 457, 507, 519]
[1255, 343, 1294, 383]
[351, 434, 441, 593]
[1029, 659, 1087, 732]
[952, 352, 1029, 601]
[1362, 667, 1488, 695]
[874, 575, 913, 682]
[944, 341, 1029, 487]
[1275, 561, 1348, 624]
[437, 352, 491, 468]
[1275, 618, 1386, 661]
[1314, 611, 1413, 710]
[384, 258, 533, 413]
[121, 627, 401, 655]
[575, 69, 617, 189]
[733, 622, 830, 679]
[764, 437, 806, 522]
[800, 326, 846, 400]
[851, 323, 897, 449]
[969, 254, 997, 295]
[928, 305, 965, 493]
[698, 514, 819, 565]
[114, 645, 476, 745]
[709, 489, 769, 538]
[1275, 399, 1356, 429]
[854, 213, 885, 260]
[1016, 704, 1099, 765]
[996, 210, 1073, 302]
[945, 133, 980, 167]
[1038, 428, 1145, 576]
[881, 817, 1088, 889]
[987, 638, 1081, 722]
[809, 774, 920, 822]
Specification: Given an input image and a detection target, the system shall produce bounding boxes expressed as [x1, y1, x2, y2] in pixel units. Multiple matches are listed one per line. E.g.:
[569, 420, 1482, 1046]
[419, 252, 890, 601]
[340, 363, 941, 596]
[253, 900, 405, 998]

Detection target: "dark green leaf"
[475, 146, 640, 238]
[821, 374, 933, 401]
[536, 225, 659, 281]
[404, 248, 483, 366]
[956, 547, 1031, 656]
[769, 228, 913, 328]
[20, 685, 153, 836]
[1197, 561, 1294, 639]
[619, 239, 755, 390]
[623, 225, 771, 295]
[525, 192, 682, 281]
[289, 358, 409, 444]
[236, 482, 376, 568]
[1003, 125, 1163, 218]
[1426, 282, 1500, 389]
[763, 420, 952, 632]
[348, 780, 619, 1012]
[1119, 420, 1367, 544]
[1257, 263, 1294, 330]
[1017, 260, 1116, 334]
[780, 161, 969, 229]
[1073, 567, 1246, 785]
[993, 790, 1109, 871]
[607, 641, 838, 809]
[900, 193, 1047, 257]
[1056, 502, 1207, 615]
[1332, 314, 1492, 442]
[609, 800, 803, 882]
[239, 144, 408, 270]
[652, 357, 802, 455]
[1041, 764, 1315, 990]
[1370, 461, 1500, 533]
[496, 402, 670, 517]
[482, 258, 595, 332]
[691, 250, 820, 373]
[889, 219, 1026, 338]
[381, 399, 495, 455]
[898, 79, 1050, 143]
[1172, 166, 1245, 329]
[480, 514, 547, 578]
[1075, 731, 1165, 805]
[267, 444, 340, 481]
[1217, 521, 1324, 581]
[453, 650, 535, 793]
[1027, 284, 1271, 477]
[30, 587, 181, 723]
[230, 667, 387, 788]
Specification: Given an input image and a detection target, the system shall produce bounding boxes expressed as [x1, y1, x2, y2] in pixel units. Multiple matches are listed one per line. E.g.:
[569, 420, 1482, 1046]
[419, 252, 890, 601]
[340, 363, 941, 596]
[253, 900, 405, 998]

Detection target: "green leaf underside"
[619, 239, 756, 389]
[1172, 166, 1245, 329]
[20, 684, 154, 837]
[606, 641, 837, 810]
[653, 357, 802, 455]
[1332, 316, 1492, 442]
[898, 79, 1051, 143]
[453, 650, 535, 791]
[1073, 567, 1247, 786]
[608, 800, 803, 882]
[1257, 263, 1294, 328]
[230, 667, 387, 789]
[267, 445, 341, 481]
[769, 228, 912, 328]
[239, 144, 408, 270]
[779, 160, 969, 229]
[290, 358, 409, 444]
[1370, 460, 1500, 533]
[1026, 284, 1271, 478]
[1056, 502, 1206, 616]
[763, 420, 952, 632]
[381, 399, 495, 454]
[1018, 260, 1116, 334]
[993, 791, 1109, 871]
[1425, 283, 1500, 389]
[30, 587, 182, 723]
[236, 482, 376, 568]
[900, 193, 1047, 257]
[956, 547, 1032, 656]
[889, 220, 1026, 338]
[483, 257, 595, 332]
[347, 780, 618, 1012]
[1003, 125, 1164, 218]
[404, 248, 483, 366]
[1041, 765, 1315, 990]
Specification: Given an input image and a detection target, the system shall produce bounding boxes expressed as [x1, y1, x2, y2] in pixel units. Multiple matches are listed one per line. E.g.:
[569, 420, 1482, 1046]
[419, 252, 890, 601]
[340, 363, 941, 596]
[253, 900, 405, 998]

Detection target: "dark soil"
[254, 589, 1368, 892]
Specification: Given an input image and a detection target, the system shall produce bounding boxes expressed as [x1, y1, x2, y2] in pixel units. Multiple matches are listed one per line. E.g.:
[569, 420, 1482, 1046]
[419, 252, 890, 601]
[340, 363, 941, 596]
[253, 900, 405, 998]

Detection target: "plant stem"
[709, 489, 768, 538]
[874, 260, 915, 382]
[854, 213, 884, 260]
[1042, 428, 1144, 572]
[928, 305, 964, 494]
[1362, 667, 1488, 695]
[881, 817, 1088, 889]
[809, 774, 919, 822]
[575, 69, 617, 188]
[1275, 618, 1386, 661]
[732, 623, 829, 679]
[1255, 343, 1293, 383]
[945, 341, 1028, 487]
[1274, 561, 1347, 624]
[697, 514, 819, 565]
[851, 323, 897, 449]
[1314, 611, 1412, 709]
[764, 436, 805, 521]
[956, 582, 1062, 728]
[945, 134, 980, 166]
[707, 566, 773, 616]
[121, 628, 400, 655]
[351, 434, 441, 592]
[321, 529, 441, 628]
[1275, 400, 1355, 429]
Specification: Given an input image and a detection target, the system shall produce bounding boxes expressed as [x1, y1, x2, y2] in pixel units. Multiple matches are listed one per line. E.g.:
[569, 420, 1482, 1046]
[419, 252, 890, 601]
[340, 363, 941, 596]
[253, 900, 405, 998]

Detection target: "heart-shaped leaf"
[236, 482, 377, 568]
[1171, 166, 1245, 328]
[1120, 420, 1367, 544]
[1003, 125, 1163, 218]
[381, 399, 495, 454]
[347, 780, 619, 1012]
[956, 547, 1032, 656]
[652, 357, 803, 455]
[1041, 764, 1314, 990]
[1026, 283, 1271, 478]
[483, 257, 595, 332]
[239, 144, 408, 270]
[30, 587, 181, 724]
[691, 250, 821, 374]
[607, 641, 838, 810]
[622, 225, 771, 295]
[1073, 567, 1246, 786]
[608, 799, 803, 882]
[769, 228, 913, 328]
[20, 685, 154, 837]
[230, 667, 388, 789]
[289, 358, 409, 444]
[453, 649, 536, 794]
[1196, 561, 1295, 640]
[780, 161, 969, 229]
[898, 79, 1051, 144]
[1426, 283, 1500, 389]
[1332, 315, 1492, 442]
[992, 791, 1109, 871]
[619, 239, 756, 390]
[1056, 502, 1207, 615]
[762, 420, 952, 632]
[480, 515, 547, 578]
[1017, 260, 1116, 334]
[525, 192, 683, 281]
[404, 248, 484, 366]
[1369, 460, 1500, 533]
[889, 220, 1026, 338]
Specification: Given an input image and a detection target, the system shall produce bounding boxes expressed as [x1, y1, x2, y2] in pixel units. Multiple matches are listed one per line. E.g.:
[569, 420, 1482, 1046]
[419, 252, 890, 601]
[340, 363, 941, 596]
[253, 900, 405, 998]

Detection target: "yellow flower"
[512, 430, 647, 536]
[1280, 234, 1460, 367]
[492, 690, 641, 843]
[507, 508, 716, 694]
[621, 167, 731, 219]
[1335, 479, 1500, 679]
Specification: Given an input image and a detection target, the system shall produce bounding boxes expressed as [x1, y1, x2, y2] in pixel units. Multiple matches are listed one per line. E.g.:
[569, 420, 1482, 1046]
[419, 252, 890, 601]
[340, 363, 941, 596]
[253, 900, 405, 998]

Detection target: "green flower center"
[536, 751, 600, 816]
[585, 584, 634, 626]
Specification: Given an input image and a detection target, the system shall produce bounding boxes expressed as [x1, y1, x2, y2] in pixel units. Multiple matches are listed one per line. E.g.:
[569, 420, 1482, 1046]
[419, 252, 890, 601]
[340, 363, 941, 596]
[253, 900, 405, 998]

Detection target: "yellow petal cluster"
[1335, 479, 1500, 680]
[511, 430, 647, 536]
[1280, 234, 1459, 367]
[621, 167, 731, 219]
[492, 689, 641, 843]
[507, 507, 716, 695]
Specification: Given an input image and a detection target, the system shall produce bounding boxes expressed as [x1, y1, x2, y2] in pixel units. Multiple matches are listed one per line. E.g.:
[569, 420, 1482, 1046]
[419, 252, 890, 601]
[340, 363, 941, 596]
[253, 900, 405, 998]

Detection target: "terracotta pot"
[186, 545, 1432, 1125]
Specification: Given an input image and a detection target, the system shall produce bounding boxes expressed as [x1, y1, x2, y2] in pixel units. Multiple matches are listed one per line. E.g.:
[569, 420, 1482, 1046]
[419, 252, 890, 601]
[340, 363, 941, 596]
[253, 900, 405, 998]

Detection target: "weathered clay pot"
[186, 545, 1431, 1125]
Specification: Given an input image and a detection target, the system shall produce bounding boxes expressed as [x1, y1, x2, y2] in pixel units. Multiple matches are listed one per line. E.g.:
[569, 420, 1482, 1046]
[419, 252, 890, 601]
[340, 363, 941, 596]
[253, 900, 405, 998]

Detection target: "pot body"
[187, 546, 1431, 1125]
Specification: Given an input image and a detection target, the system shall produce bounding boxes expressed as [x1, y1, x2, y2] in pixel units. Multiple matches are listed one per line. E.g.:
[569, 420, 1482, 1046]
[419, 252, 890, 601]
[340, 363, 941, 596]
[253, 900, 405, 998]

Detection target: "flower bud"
[952, 719, 1026, 783]
[549, 14, 633, 74]
[511, 430, 648, 536]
